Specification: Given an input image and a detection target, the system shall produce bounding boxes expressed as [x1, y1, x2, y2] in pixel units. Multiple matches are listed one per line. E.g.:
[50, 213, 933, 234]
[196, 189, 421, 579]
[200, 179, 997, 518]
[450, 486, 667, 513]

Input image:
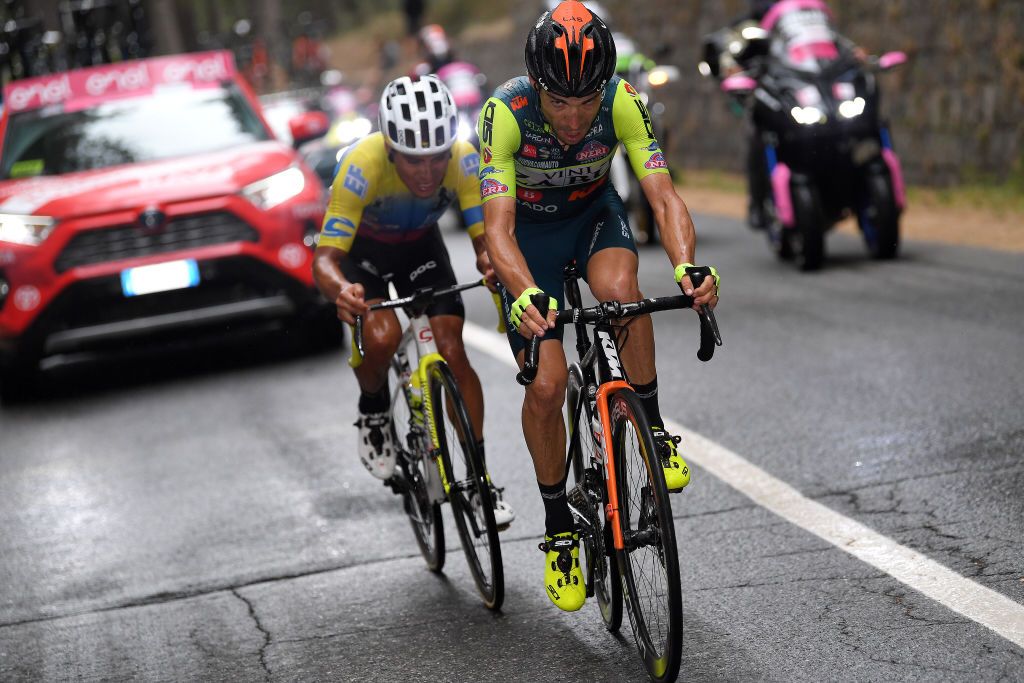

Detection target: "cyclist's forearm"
[644, 175, 696, 267]
[312, 245, 352, 302]
[484, 199, 536, 296]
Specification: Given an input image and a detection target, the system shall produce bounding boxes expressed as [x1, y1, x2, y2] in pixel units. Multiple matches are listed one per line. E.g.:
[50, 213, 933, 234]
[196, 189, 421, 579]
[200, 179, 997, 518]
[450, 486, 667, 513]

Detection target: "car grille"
[54, 212, 259, 273]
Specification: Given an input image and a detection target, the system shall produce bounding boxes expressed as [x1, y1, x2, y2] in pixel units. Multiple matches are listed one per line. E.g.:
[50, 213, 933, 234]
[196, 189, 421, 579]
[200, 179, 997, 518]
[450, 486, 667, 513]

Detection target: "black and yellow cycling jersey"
[476, 75, 669, 220]
[318, 132, 484, 252]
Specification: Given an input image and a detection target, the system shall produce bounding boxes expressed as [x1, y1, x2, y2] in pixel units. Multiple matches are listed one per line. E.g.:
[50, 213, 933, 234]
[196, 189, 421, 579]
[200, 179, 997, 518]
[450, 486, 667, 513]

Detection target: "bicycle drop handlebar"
[352, 278, 497, 361]
[516, 266, 723, 386]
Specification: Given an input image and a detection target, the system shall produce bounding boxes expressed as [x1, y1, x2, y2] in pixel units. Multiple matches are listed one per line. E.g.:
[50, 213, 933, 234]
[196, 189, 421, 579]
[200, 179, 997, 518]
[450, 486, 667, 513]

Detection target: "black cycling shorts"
[341, 225, 465, 318]
[498, 185, 636, 356]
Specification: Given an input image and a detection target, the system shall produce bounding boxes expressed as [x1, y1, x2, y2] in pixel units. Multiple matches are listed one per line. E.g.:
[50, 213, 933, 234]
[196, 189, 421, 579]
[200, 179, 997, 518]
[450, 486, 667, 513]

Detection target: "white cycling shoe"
[470, 486, 516, 530]
[355, 411, 397, 481]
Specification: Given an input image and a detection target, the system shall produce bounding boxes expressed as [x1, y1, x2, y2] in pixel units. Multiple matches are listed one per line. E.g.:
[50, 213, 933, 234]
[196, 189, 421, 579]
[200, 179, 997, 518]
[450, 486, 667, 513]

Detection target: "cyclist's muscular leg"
[586, 247, 655, 384]
[518, 340, 569, 485]
[431, 314, 485, 439]
[353, 305, 403, 392]
[353, 305, 403, 480]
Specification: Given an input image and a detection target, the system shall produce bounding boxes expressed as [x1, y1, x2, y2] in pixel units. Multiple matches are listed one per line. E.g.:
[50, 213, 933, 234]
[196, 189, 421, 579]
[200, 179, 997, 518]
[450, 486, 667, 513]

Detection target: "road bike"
[517, 264, 721, 682]
[351, 279, 504, 610]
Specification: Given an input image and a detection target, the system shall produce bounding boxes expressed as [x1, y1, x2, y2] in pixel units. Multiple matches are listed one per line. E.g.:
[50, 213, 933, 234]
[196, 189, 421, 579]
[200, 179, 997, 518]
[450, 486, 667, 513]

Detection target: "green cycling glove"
[674, 263, 720, 295]
[509, 287, 557, 329]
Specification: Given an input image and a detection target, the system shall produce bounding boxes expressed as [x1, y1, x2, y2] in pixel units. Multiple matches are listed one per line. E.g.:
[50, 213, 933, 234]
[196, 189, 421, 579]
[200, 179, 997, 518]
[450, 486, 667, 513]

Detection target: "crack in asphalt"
[0, 550, 428, 630]
[232, 589, 272, 681]
[0, 531, 548, 631]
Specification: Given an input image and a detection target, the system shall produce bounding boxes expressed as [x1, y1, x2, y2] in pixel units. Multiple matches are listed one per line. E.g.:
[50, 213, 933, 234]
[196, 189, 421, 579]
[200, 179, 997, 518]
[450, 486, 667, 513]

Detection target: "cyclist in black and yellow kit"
[314, 75, 514, 527]
[478, 1, 719, 611]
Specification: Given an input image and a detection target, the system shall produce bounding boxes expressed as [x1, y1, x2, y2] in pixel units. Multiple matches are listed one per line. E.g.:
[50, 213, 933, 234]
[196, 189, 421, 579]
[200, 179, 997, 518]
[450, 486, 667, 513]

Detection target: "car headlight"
[241, 167, 306, 210]
[790, 106, 825, 125]
[0, 214, 55, 246]
[838, 97, 866, 119]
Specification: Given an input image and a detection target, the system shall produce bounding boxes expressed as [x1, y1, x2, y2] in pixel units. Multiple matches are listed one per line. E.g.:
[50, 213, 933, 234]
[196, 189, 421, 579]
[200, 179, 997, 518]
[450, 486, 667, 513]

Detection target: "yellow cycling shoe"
[652, 427, 690, 492]
[540, 532, 586, 612]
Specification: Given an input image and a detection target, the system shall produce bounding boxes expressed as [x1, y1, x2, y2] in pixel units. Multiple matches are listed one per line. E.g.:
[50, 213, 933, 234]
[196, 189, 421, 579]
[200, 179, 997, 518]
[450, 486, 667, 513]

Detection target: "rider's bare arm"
[483, 197, 551, 338]
[312, 245, 368, 324]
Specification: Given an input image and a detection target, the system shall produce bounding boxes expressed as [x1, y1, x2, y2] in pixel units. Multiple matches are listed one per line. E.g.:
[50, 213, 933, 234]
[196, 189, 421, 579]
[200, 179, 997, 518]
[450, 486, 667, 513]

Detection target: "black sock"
[538, 478, 574, 536]
[633, 376, 664, 427]
[358, 381, 390, 414]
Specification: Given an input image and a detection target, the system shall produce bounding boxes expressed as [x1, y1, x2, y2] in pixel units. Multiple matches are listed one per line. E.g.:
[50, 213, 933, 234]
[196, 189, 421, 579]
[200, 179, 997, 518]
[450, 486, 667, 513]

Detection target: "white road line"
[462, 321, 1024, 649]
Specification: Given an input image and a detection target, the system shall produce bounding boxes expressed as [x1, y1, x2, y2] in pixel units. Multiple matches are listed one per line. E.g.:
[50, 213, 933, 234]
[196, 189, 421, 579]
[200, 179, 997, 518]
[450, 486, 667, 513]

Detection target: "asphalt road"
[1, 215, 1022, 681]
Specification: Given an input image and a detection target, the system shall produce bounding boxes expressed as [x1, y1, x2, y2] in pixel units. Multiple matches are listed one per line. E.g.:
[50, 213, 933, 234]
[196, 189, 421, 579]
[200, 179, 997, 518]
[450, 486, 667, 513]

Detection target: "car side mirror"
[288, 111, 330, 147]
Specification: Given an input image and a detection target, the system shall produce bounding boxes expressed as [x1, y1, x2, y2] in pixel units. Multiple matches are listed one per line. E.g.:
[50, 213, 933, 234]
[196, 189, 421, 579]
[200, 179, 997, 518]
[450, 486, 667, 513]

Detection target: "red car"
[0, 51, 334, 394]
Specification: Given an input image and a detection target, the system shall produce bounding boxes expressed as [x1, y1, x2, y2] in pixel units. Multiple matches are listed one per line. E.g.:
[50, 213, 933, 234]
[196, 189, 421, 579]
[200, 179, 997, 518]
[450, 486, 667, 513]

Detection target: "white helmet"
[379, 75, 458, 156]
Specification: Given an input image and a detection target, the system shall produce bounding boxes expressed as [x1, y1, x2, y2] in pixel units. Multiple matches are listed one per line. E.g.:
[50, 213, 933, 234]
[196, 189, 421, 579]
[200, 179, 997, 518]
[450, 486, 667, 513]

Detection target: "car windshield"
[1, 83, 271, 179]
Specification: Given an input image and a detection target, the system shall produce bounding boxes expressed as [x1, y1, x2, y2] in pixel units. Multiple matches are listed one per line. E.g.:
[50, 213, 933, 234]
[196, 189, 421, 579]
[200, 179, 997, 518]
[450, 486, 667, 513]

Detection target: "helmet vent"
[419, 119, 430, 146]
[415, 91, 427, 112]
[387, 121, 398, 143]
[401, 103, 411, 121]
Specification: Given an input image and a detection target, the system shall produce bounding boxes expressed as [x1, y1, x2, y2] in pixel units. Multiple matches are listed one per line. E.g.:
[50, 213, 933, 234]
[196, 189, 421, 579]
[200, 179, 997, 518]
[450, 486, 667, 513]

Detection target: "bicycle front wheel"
[427, 361, 504, 610]
[567, 363, 622, 631]
[390, 358, 444, 572]
[610, 389, 682, 683]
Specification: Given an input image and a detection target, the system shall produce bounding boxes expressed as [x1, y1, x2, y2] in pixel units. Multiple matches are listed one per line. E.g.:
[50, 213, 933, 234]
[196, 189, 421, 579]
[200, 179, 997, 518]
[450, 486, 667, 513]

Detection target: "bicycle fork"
[595, 380, 632, 552]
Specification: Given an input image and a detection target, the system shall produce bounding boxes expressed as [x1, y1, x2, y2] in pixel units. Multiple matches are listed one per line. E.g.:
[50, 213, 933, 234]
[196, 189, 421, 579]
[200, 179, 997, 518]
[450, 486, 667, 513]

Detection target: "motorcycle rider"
[727, 0, 865, 230]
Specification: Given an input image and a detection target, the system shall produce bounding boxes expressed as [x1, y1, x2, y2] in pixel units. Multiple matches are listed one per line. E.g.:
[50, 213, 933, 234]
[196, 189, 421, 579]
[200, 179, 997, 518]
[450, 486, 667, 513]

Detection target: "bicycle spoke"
[612, 389, 682, 682]
[430, 362, 503, 610]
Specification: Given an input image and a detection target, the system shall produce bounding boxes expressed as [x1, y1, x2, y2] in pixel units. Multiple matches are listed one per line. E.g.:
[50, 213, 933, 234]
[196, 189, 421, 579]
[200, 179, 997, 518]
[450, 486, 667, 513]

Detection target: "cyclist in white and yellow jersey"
[313, 75, 514, 527]
[479, 1, 718, 610]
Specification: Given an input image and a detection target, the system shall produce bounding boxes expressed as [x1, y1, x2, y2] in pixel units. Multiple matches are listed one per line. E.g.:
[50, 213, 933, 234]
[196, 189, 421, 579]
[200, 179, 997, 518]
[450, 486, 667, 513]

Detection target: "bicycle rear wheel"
[428, 361, 504, 610]
[610, 388, 682, 683]
[390, 358, 445, 572]
[567, 364, 622, 631]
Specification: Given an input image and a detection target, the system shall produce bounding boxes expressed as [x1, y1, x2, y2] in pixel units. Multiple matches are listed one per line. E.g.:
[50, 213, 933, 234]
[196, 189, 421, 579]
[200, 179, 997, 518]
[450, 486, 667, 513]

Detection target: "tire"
[610, 389, 682, 683]
[390, 358, 445, 573]
[860, 170, 900, 260]
[567, 364, 622, 631]
[428, 361, 504, 610]
[792, 182, 825, 272]
[0, 353, 39, 404]
[764, 198, 795, 261]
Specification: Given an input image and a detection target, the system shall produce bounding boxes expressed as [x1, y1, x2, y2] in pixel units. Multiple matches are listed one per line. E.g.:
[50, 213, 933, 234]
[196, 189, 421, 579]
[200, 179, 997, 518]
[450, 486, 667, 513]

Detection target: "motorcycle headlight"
[0, 214, 55, 246]
[241, 167, 306, 210]
[790, 106, 825, 125]
[333, 117, 373, 145]
[648, 69, 670, 87]
[838, 97, 866, 119]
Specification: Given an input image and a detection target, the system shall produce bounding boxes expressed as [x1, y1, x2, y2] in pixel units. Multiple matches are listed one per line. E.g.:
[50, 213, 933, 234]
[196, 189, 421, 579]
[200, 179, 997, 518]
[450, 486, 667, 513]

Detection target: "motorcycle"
[702, 24, 908, 270]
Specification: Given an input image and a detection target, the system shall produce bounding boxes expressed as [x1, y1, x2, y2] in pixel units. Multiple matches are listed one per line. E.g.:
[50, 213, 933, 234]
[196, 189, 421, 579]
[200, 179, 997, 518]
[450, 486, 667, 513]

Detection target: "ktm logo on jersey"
[510, 96, 528, 111]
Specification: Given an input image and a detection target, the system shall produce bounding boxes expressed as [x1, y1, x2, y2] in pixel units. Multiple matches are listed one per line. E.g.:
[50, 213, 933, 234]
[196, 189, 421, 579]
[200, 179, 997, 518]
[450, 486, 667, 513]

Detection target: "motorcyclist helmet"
[526, 1, 616, 97]
[418, 23, 452, 70]
[378, 75, 458, 155]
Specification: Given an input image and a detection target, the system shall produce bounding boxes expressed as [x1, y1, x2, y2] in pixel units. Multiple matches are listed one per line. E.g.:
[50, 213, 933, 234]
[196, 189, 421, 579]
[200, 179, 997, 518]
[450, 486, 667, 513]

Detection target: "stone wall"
[458, 0, 1024, 186]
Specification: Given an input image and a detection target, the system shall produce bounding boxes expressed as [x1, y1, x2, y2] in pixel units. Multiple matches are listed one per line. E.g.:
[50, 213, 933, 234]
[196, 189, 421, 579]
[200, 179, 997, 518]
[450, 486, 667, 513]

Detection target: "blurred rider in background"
[727, 0, 865, 229]
[313, 75, 516, 528]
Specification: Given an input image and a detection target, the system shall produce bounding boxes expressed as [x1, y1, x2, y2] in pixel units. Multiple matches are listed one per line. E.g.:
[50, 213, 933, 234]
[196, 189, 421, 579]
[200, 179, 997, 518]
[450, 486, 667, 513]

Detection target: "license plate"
[121, 259, 200, 297]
